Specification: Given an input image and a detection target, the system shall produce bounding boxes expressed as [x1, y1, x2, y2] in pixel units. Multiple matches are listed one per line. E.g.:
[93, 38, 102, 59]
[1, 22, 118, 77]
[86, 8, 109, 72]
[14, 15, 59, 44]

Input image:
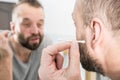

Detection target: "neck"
[104, 41, 120, 80]
[10, 36, 32, 63]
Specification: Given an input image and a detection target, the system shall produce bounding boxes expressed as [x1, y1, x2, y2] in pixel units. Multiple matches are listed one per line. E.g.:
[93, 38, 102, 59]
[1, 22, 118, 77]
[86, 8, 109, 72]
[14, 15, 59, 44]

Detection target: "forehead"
[15, 3, 44, 21]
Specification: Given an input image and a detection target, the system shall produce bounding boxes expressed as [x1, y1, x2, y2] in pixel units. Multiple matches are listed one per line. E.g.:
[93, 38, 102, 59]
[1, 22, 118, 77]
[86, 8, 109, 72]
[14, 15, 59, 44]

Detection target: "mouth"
[30, 37, 40, 43]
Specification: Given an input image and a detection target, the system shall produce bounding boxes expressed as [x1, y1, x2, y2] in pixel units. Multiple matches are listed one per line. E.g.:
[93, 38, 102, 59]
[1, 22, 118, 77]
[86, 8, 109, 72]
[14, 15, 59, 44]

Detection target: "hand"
[0, 30, 12, 59]
[0, 30, 13, 80]
[38, 41, 82, 80]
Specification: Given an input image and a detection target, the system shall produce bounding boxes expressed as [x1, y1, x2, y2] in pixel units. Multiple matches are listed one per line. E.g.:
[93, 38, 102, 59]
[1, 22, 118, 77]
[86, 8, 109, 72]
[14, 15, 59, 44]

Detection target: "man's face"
[18, 31, 43, 50]
[13, 4, 44, 50]
[72, 2, 104, 75]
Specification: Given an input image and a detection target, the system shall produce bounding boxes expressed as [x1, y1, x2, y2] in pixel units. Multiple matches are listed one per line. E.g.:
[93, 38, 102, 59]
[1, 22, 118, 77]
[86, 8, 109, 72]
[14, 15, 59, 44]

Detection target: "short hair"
[12, 0, 43, 22]
[17, 0, 43, 8]
[78, 0, 120, 32]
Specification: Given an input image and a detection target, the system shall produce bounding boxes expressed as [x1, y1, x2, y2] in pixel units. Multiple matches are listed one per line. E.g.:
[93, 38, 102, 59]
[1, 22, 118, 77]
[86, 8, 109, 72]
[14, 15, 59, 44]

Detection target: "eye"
[37, 23, 41, 27]
[37, 22, 43, 28]
[22, 23, 32, 28]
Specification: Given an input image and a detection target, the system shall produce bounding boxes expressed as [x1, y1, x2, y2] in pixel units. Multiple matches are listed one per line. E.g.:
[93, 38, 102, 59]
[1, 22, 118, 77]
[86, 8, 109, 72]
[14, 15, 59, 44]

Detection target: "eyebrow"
[38, 19, 44, 23]
[23, 18, 31, 22]
[22, 18, 44, 22]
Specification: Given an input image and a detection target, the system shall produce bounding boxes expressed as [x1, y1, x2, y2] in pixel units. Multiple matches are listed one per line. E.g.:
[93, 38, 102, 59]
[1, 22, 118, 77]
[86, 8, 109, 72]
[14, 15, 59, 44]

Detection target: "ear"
[10, 21, 15, 34]
[89, 18, 103, 48]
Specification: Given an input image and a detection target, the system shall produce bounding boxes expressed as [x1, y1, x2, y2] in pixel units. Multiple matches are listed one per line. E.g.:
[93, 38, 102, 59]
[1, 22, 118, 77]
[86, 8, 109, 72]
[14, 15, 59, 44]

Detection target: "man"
[0, 0, 52, 80]
[39, 0, 120, 80]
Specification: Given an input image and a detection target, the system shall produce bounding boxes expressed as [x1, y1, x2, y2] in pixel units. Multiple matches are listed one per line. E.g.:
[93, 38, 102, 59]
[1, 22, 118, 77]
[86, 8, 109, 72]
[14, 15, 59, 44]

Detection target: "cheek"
[76, 28, 84, 40]
[38, 28, 44, 35]
[20, 28, 31, 38]
[76, 30, 80, 40]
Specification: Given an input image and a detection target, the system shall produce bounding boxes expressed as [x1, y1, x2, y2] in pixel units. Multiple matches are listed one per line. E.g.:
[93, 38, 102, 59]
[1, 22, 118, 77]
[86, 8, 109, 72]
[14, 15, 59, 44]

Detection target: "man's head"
[10, 0, 44, 50]
[73, 0, 120, 76]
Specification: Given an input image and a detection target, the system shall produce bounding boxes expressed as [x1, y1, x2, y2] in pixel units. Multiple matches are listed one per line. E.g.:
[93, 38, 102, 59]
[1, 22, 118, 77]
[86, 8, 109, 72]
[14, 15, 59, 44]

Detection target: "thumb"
[68, 41, 80, 70]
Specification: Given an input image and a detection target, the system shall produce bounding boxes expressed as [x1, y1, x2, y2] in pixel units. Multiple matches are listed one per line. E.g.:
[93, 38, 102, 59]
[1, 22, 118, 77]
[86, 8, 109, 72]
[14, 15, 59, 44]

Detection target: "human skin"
[39, 41, 82, 80]
[0, 31, 13, 80]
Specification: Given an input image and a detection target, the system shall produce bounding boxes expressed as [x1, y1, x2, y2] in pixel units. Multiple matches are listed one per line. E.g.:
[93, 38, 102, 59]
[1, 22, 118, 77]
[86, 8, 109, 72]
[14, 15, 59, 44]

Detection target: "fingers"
[0, 30, 10, 38]
[0, 30, 12, 56]
[3, 30, 10, 37]
[55, 53, 64, 69]
[41, 42, 71, 66]
[68, 41, 80, 70]
[0, 31, 9, 46]
[40, 41, 80, 70]
[39, 42, 71, 80]
[0, 30, 10, 44]
[39, 41, 81, 80]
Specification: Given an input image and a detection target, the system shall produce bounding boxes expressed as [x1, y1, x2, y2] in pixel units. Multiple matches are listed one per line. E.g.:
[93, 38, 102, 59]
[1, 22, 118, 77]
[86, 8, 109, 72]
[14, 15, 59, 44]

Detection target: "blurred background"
[0, 0, 109, 80]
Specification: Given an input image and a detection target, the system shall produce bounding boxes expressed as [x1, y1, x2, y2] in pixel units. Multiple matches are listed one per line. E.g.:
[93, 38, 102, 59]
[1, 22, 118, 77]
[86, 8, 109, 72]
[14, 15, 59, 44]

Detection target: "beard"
[79, 43, 105, 75]
[18, 33, 43, 50]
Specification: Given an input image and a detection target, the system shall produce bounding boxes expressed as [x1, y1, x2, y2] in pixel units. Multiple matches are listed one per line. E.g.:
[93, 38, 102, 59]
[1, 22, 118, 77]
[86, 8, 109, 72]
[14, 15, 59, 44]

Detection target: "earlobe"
[90, 18, 103, 48]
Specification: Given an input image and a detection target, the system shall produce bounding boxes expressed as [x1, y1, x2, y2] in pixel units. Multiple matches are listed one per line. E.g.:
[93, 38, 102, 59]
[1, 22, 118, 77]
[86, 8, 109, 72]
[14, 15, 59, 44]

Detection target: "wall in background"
[40, 0, 76, 37]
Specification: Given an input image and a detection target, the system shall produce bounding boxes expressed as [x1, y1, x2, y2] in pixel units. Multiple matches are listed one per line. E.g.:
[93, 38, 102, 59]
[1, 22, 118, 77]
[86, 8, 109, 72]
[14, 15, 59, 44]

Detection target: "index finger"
[41, 42, 71, 66]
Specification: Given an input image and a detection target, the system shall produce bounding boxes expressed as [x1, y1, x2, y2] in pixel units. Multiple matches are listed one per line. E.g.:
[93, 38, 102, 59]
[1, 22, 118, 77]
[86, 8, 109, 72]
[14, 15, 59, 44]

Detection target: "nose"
[30, 24, 39, 34]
